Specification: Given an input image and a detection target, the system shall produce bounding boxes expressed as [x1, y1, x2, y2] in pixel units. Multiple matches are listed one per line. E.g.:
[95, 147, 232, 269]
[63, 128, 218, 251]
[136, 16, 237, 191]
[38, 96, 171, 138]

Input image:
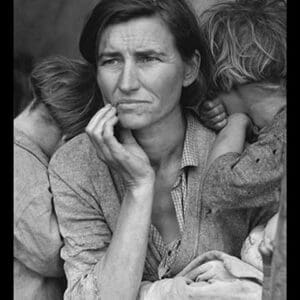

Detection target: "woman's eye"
[139, 56, 159, 63]
[101, 59, 119, 66]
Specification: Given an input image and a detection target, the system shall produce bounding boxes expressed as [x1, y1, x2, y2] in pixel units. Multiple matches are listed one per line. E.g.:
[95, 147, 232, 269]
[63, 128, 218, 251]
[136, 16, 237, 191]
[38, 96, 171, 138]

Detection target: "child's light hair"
[201, 0, 286, 93]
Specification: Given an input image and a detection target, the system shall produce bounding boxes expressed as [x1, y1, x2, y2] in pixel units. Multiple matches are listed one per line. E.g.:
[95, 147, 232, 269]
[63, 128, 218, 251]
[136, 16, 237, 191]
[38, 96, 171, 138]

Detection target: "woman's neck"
[14, 104, 62, 158]
[132, 107, 186, 170]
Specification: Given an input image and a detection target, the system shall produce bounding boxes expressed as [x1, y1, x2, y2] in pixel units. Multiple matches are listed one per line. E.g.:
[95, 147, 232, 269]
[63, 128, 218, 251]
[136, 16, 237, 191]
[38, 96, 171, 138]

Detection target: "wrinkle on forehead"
[98, 17, 177, 54]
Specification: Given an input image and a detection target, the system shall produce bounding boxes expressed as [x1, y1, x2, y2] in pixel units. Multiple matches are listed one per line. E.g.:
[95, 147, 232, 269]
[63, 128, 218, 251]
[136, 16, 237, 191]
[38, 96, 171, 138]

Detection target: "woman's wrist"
[126, 178, 155, 202]
[132, 172, 156, 189]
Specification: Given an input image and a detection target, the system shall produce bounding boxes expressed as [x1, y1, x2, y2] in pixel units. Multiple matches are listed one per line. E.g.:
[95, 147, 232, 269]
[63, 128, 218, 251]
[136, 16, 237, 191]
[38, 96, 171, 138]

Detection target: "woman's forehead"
[98, 16, 176, 54]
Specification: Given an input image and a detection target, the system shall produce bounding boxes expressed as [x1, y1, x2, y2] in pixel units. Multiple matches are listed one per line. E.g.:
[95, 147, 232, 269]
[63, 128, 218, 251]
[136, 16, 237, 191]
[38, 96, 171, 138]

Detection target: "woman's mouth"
[116, 100, 150, 106]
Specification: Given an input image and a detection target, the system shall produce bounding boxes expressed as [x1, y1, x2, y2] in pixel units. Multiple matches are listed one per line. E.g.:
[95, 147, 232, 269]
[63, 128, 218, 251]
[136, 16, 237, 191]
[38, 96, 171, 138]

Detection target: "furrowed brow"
[97, 50, 166, 62]
[97, 52, 120, 61]
[135, 50, 166, 57]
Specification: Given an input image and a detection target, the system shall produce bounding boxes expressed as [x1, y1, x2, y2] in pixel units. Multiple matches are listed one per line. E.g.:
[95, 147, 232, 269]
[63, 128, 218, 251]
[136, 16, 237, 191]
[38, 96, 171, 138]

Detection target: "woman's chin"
[118, 115, 149, 130]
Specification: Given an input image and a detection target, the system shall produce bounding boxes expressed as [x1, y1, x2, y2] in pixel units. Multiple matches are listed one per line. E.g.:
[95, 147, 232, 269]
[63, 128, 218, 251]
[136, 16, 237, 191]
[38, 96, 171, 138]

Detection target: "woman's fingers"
[177, 253, 213, 277]
[196, 270, 214, 282]
[93, 107, 117, 136]
[86, 104, 114, 131]
[102, 116, 127, 159]
[86, 104, 154, 184]
[184, 262, 211, 280]
[86, 105, 116, 141]
[86, 105, 119, 161]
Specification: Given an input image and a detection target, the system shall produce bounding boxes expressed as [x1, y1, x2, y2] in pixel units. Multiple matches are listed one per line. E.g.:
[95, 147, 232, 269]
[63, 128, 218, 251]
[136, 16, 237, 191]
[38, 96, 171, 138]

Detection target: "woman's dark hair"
[30, 55, 102, 141]
[79, 0, 213, 108]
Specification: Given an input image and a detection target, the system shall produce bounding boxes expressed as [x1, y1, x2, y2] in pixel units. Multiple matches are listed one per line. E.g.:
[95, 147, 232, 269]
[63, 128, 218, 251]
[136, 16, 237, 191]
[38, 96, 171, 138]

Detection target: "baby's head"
[241, 212, 279, 271]
[241, 224, 264, 271]
[201, 0, 286, 96]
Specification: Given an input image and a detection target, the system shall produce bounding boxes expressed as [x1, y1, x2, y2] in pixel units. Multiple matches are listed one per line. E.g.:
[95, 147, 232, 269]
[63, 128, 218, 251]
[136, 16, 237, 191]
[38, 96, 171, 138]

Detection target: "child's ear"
[183, 50, 201, 87]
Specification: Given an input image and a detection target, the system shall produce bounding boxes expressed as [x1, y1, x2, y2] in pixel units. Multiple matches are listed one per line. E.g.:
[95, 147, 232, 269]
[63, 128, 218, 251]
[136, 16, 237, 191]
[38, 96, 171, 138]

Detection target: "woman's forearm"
[95, 182, 155, 300]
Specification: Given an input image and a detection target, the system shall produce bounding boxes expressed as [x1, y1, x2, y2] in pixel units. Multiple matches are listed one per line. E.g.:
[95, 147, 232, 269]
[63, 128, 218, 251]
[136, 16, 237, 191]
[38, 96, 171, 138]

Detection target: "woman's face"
[96, 16, 195, 129]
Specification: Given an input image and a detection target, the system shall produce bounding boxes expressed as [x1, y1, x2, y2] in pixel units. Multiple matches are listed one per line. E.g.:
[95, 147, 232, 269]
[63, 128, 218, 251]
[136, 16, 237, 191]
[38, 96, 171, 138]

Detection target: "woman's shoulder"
[49, 132, 110, 180]
[186, 111, 216, 145]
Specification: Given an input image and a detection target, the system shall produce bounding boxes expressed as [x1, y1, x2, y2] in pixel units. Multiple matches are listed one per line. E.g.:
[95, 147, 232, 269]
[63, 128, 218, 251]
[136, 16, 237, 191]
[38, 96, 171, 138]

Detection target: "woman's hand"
[199, 98, 228, 132]
[194, 260, 235, 282]
[177, 258, 234, 282]
[86, 104, 155, 188]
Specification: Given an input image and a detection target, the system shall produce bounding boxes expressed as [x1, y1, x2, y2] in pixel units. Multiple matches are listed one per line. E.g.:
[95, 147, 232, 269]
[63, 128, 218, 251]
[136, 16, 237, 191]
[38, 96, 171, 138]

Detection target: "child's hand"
[194, 260, 235, 283]
[199, 98, 227, 132]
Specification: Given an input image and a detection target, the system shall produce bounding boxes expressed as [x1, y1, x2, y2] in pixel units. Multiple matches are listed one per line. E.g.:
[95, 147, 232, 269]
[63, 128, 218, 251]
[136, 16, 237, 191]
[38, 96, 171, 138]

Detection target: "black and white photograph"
[14, 0, 286, 299]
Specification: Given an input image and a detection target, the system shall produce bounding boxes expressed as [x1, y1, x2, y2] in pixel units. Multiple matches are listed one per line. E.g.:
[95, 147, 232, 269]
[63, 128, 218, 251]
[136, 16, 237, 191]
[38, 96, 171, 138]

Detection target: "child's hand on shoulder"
[199, 98, 228, 132]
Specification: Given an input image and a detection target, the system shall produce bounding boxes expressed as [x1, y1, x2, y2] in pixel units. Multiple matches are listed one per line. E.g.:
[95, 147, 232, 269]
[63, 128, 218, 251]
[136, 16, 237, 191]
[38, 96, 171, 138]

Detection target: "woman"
[48, 0, 277, 299]
[14, 56, 100, 300]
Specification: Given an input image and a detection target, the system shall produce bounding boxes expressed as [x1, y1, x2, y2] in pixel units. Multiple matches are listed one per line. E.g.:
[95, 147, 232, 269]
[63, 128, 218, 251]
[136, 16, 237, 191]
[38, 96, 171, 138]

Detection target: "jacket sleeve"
[201, 115, 286, 209]
[14, 179, 64, 277]
[49, 159, 155, 299]
[49, 164, 111, 300]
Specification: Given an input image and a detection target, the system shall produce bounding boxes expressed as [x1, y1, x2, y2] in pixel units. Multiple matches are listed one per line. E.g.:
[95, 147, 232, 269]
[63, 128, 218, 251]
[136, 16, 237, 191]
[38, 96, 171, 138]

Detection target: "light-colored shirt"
[14, 127, 66, 300]
[151, 116, 199, 279]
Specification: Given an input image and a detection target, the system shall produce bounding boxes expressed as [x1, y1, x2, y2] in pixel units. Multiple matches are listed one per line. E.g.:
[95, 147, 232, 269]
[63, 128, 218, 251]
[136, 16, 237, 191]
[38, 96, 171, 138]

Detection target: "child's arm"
[207, 113, 252, 168]
[202, 108, 285, 210]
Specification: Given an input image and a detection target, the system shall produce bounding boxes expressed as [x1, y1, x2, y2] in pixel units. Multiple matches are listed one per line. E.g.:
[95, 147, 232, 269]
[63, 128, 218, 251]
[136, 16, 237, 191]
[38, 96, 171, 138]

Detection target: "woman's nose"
[118, 62, 140, 93]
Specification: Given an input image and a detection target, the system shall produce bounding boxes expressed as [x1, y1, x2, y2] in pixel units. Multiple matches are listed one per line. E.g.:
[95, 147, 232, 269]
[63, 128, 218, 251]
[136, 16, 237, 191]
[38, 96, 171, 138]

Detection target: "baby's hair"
[30, 55, 102, 141]
[201, 0, 286, 93]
